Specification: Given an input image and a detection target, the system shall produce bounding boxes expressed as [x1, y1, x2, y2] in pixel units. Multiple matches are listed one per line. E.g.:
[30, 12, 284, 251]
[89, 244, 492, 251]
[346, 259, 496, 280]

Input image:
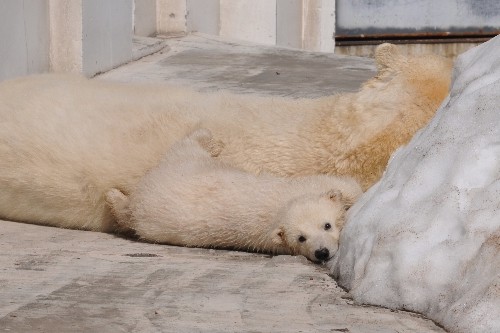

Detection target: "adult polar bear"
[0, 44, 452, 232]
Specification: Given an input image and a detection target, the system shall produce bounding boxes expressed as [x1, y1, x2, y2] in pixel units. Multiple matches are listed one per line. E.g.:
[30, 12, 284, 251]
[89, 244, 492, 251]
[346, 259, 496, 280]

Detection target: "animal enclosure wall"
[335, 0, 500, 58]
[0, 0, 336, 81]
[0, 0, 50, 81]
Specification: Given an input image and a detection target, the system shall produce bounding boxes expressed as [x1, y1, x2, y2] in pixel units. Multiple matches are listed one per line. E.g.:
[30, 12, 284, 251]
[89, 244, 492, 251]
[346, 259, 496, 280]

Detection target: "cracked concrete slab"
[0, 34, 446, 332]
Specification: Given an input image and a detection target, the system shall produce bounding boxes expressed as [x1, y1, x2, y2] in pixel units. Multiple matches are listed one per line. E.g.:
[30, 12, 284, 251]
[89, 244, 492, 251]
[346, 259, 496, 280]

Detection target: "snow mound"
[331, 36, 500, 333]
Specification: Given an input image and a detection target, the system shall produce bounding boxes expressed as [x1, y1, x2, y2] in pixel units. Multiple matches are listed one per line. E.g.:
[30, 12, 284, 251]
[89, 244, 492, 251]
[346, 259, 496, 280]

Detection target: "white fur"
[0, 44, 452, 231]
[106, 129, 362, 262]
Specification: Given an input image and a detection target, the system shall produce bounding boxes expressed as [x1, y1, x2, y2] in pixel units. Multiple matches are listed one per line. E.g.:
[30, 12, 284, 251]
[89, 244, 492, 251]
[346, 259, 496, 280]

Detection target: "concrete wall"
[0, 0, 50, 81]
[134, 0, 157, 37]
[1, 0, 138, 80]
[156, 0, 187, 35]
[82, 0, 133, 76]
[0, 0, 336, 81]
[335, 41, 484, 59]
[276, 0, 302, 49]
[49, 0, 134, 77]
[180, 0, 336, 52]
[186, 0, 219, 36]
[302, 0, 335, 52]
[219, 0, 277, 45]
[49, 0, 84, 73]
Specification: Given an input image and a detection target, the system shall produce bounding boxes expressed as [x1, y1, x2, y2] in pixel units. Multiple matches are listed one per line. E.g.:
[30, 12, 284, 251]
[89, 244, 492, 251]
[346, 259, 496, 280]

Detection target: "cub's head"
[272, 190, 355, 263]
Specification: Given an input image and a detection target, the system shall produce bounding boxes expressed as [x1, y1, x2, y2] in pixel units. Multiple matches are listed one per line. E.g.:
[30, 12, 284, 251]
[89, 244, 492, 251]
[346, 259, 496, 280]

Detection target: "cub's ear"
[325, 189, 342, 202]
[271, 227, 285, 245]
[325, 189, 356, 211]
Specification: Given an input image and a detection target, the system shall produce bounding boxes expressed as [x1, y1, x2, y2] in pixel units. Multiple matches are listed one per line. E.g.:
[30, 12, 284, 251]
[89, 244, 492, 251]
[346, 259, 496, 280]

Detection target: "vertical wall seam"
[22, 0, 29, 73]
[301, 0, 306, 49]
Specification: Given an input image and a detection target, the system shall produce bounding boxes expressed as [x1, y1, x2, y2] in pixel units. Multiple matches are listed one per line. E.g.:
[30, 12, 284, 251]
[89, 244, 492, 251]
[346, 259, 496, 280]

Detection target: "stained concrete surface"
[0, 34, 446, 332]
[98, 34, 376, 97]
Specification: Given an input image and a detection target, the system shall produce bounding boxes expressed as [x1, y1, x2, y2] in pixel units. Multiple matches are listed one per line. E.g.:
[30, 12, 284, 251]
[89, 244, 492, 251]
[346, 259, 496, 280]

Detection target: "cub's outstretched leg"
[105, 128, 224, 234]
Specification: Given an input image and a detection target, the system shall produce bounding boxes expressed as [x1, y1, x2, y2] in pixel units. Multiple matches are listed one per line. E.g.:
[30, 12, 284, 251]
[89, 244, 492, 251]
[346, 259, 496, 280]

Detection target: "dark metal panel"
[336, 0, 500, 41]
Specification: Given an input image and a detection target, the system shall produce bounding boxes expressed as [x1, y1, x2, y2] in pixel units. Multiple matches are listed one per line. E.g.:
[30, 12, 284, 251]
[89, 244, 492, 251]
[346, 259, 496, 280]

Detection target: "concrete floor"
[0, 34, 446, 333]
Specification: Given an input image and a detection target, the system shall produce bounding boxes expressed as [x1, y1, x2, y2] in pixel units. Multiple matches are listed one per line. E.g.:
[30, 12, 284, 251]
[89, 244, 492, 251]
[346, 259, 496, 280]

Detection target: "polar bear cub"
[106, 129, 362, 262]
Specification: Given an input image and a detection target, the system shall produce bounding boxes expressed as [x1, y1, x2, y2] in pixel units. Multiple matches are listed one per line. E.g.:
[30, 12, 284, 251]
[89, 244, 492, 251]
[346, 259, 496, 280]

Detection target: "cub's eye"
[298, 235, 307, 243]
[324, 223, 332, 230]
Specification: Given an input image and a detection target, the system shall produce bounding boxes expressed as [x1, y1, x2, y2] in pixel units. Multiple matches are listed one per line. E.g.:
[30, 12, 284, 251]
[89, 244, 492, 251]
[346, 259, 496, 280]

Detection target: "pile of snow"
[331, 36, 500, 333]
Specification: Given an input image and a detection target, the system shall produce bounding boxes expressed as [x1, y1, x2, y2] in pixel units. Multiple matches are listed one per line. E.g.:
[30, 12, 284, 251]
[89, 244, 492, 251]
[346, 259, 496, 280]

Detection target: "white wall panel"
[0, 0, 50, 81]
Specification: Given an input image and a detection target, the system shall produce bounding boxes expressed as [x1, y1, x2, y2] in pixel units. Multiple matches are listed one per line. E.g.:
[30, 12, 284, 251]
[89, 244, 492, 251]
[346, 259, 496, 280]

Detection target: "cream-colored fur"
[0, 44, 452, 231]
[105, 129, 362, 262]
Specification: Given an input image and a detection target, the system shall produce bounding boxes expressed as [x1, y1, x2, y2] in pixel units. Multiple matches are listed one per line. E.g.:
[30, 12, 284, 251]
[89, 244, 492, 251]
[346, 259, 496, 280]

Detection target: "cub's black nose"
[315, 248, 330, 261]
